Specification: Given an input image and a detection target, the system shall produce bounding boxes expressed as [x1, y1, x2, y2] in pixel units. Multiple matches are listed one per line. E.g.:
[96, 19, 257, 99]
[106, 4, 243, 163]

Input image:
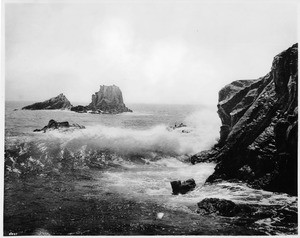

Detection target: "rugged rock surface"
[197, 198, 297, 223]
[170, 178, 196, 195]
[70, 105, 88, 113]
[191, 149, 220, 164]
[33, 119, 85, 132]
[88, 85, 132, 114]
[22, 94, 72, 110]
[197, 198, 252, 217]
[192, 43, 298, 195]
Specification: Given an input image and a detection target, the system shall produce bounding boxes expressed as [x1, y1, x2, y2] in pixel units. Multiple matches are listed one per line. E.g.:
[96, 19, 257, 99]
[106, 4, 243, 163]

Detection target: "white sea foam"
[34, 108, 221, 158]
[101, 160, 216, 201]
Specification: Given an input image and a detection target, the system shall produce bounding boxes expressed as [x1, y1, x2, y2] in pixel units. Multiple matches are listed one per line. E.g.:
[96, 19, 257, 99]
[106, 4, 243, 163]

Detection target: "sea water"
[4, 101, 297, 235]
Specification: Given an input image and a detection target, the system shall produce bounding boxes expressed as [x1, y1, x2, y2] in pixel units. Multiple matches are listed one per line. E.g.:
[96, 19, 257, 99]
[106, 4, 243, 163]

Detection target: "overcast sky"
[5, 0, 298, 105]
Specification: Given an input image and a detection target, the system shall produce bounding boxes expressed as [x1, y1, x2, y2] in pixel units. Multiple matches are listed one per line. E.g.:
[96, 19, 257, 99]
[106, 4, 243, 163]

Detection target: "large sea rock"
[22, 93, 72, 110]
[192, 43, 298, 195]
[88, 85, 132, 114]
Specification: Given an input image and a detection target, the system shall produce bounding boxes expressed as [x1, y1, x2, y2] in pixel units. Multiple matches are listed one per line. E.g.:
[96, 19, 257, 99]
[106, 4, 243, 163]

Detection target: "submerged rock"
[197, 198, 241, 217]
[196, 197, 297, 228]
[170, 178, 196, 195]
[168, 122, 191, 133]
[191, 43, 298, 195]
[22, 93, 72, 110]
[170, 122, 187, 129]
[88, 85, 132, 114]
[33, 119, 85, 132]
[196, 198, 286, 220]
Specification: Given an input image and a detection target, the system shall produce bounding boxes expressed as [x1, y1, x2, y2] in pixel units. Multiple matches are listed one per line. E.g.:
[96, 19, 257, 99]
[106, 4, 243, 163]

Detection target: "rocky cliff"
[22, 93, 72, 110]
[88, 85, 132, 114]
[192, 43, 298, 195]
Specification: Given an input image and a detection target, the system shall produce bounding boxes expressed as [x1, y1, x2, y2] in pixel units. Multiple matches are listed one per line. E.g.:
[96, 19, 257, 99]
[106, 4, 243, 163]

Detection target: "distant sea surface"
[4, 101, 297, 235]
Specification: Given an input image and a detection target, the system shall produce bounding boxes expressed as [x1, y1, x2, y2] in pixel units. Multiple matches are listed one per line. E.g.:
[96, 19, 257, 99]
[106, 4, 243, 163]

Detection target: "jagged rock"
[170, 178, 196, 195]
[192, 44, 298, 195]
[33, 119, 85, 132]
[71, 105, 88, 113]
[88, 85, 132, 114]
[190, 149, 219, 164]
[22, 94, 72, 110]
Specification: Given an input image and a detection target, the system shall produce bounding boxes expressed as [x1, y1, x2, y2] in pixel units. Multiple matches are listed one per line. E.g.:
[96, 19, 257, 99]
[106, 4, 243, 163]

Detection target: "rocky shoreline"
[191, 43, 298, 196]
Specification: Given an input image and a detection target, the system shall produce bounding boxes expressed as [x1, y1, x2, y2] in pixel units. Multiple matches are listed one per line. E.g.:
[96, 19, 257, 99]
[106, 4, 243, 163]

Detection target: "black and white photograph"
[2, 0, 298, 236]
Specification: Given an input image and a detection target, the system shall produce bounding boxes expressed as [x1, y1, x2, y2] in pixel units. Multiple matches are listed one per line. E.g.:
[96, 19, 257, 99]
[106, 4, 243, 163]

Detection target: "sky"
[4, 0, 298, 105]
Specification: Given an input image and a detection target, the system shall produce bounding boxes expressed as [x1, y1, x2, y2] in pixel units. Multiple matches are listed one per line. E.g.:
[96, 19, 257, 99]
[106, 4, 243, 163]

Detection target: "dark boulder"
[33, 119, 85, 132]
[170, 178, 196, 195]
[22, 93, 72, 110]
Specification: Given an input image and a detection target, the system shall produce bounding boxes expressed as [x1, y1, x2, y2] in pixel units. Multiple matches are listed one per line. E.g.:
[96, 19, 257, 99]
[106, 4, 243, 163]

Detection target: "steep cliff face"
[22, 93, 72, 110]
[193, 44, 298, 195]
[88, 85, 132, 113]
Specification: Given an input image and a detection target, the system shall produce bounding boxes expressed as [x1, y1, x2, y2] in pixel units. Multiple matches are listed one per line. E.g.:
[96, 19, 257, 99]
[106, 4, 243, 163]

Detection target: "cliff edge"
[192, 43, 298, 195]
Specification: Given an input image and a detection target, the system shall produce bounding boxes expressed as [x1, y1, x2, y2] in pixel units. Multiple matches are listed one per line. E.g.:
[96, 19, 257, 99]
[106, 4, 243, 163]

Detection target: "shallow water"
[4, 102, 298, 235]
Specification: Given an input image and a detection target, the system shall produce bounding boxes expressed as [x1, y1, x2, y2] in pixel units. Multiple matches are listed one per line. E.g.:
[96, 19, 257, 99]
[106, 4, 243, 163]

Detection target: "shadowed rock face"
[22, 94, 72, 110]
[88, 85, 132, 114]
[192, 43, 298, 195]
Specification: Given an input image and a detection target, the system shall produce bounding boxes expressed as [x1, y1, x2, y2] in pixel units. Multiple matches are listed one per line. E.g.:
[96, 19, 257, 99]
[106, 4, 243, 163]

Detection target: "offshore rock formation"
[88, 85, 132, 114]
[22, 94, 72, 110]
[33, 119, 85, 132]
[192, 43, 298, 195]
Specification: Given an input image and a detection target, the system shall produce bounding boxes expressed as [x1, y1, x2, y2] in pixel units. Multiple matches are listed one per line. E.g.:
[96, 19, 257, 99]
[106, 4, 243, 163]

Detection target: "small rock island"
[71, 85, 132, 114]
[88, 85, 132, 114]
[22, 93, 72, 110]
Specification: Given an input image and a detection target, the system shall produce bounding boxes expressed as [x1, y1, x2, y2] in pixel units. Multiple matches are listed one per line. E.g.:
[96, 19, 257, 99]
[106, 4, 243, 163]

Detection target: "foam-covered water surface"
[4, 102, 297, 235]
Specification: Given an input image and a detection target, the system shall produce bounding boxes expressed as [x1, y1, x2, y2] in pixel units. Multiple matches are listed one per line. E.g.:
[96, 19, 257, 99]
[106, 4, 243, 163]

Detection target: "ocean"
[4, 101, 297, 235]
